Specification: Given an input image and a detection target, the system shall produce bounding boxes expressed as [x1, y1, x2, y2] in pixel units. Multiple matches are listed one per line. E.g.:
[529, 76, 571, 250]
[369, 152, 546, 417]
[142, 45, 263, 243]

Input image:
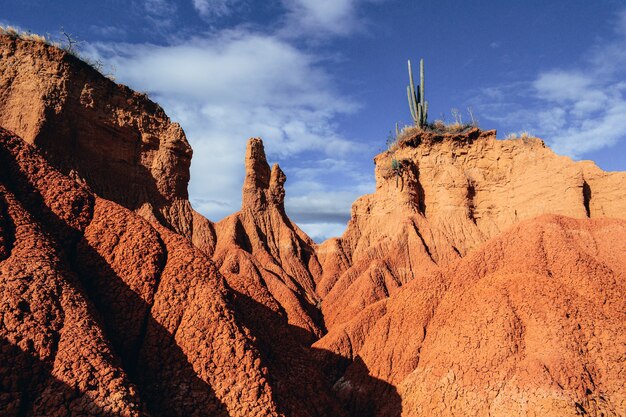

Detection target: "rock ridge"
[317, 127, 626, 332]
[1, 33, 626, 417]
[0, 33, 217, 255]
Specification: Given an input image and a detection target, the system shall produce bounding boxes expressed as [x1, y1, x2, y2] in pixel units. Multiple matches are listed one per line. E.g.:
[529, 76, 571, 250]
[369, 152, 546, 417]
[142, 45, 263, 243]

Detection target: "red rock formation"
[211, 138, 347, 417]
[0, 128, 283, 416]
[0, 129, 145, 416]
[2, 33, 626, 417]
[318, 128, 626, 331]
[316, 215, 626, 417]
[214, 138, 322, 339]
[0, 34, 216, 253]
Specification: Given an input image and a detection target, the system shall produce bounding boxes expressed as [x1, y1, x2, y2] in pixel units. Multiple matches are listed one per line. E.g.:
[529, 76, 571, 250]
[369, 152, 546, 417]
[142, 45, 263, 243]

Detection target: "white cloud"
[286, 188, 371, 222]
[82, 0, 390, 240]
[279, 0, 386, 38]
[87, 29, 367, 235]
[533, 71, 593, 102]
[477, 9, 626, 159]
[192, 0, 242, 20]
[298, 222, 349, 242]
[282, 0, 357, 36]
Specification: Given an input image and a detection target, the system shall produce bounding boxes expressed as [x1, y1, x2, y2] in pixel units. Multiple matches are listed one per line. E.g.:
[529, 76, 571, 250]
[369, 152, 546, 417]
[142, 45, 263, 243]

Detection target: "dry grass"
[0, 25, 114, 80]
[385, 119, 479, 154]
[395, 121, 474, 143]
[0, 25, 55, 45]
[504, 131, 532, 140]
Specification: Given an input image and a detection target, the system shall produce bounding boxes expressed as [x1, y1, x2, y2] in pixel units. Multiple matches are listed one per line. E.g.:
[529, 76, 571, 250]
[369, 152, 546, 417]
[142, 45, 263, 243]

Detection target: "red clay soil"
[316, 215, 626, 417]
[0, 128, 316, 416]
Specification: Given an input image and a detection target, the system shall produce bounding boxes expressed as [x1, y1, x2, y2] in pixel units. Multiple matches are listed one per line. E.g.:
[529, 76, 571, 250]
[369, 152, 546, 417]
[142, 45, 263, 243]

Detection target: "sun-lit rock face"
[316, 214, 626, 417]
[317, 127, 626, 332]
[1, 32, 626, 417]
[313, 127, 626, 416]
[0, 33, 217, 254]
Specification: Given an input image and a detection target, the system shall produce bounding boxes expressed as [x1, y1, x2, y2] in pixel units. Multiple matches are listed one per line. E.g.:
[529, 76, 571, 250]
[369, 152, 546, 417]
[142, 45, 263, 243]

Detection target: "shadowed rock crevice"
[410, 222, 434, 263]
[582, 180, 591, 218]
[126, 233, 168, 379]
[0, 188, 15, 261]
[414, 166, 426, 215]
[227, 290, 402, 417]
[466, 181, 477, 224]
[0, 337, 136, 417]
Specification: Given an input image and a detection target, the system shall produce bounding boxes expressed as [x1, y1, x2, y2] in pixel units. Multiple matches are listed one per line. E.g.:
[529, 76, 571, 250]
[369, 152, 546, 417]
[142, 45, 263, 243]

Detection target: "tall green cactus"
[407, 58, 428, 128]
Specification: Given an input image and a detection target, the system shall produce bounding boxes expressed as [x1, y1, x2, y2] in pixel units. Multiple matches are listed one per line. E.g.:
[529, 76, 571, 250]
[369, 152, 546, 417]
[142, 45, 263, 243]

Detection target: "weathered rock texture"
[2, 33, 626, 417]
[215, 138, 322, 339]
[210, 139, 348, 417]
[0, 128, 283, 416]
[316, 215, 626, 417]
[318, 128, 626, 331]
[0, 34, 216, 253]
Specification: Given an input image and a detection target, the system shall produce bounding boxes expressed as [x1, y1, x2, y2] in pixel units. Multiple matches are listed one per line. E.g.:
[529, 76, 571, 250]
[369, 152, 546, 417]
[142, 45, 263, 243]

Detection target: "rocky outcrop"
[211, 138, 346, 417]
[318, 128, 626, 331]
[0, 128, 282, 416]
[2, 33, 626, 417]
[0, 139, 145, 416]
[316, 214, 626, 417]
[0, 34, 216, 253]
[214, 138, 322, 338]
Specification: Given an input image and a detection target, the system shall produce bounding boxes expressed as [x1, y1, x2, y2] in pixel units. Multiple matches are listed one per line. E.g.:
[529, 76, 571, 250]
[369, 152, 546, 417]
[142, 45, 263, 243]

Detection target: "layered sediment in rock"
[2, 33, 626, 417]
[318, 128, 626, 331]
[0, 34, 216, 253]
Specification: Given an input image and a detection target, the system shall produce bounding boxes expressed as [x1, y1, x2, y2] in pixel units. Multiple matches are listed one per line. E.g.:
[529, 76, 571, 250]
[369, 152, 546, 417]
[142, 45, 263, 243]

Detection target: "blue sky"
[3, 0, 626, 241]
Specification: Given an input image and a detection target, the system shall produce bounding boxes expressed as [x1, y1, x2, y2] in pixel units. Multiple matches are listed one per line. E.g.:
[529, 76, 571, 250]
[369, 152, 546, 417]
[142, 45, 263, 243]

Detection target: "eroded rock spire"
[242, 138, 285, 211]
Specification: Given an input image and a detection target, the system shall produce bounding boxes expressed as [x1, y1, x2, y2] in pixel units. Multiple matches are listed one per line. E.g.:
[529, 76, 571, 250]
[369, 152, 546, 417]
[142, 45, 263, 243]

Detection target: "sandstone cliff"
[1, 32, 625, 417]
[0, 33, 216, 254]
[315, 214, 626, 417]
[318, 128, 626, 331]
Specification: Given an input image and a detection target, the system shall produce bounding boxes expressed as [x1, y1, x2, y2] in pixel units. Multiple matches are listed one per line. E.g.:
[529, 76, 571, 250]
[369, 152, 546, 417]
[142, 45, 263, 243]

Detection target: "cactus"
[407, 58, 428, 128]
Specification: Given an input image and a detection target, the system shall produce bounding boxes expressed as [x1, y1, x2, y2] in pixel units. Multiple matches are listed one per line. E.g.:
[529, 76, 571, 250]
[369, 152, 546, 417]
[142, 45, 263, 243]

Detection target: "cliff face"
[313, 128, 626, 416]
[318, 128, 626, 331]
[2, 33, 626, 417]
[0, 34, 216, 254]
